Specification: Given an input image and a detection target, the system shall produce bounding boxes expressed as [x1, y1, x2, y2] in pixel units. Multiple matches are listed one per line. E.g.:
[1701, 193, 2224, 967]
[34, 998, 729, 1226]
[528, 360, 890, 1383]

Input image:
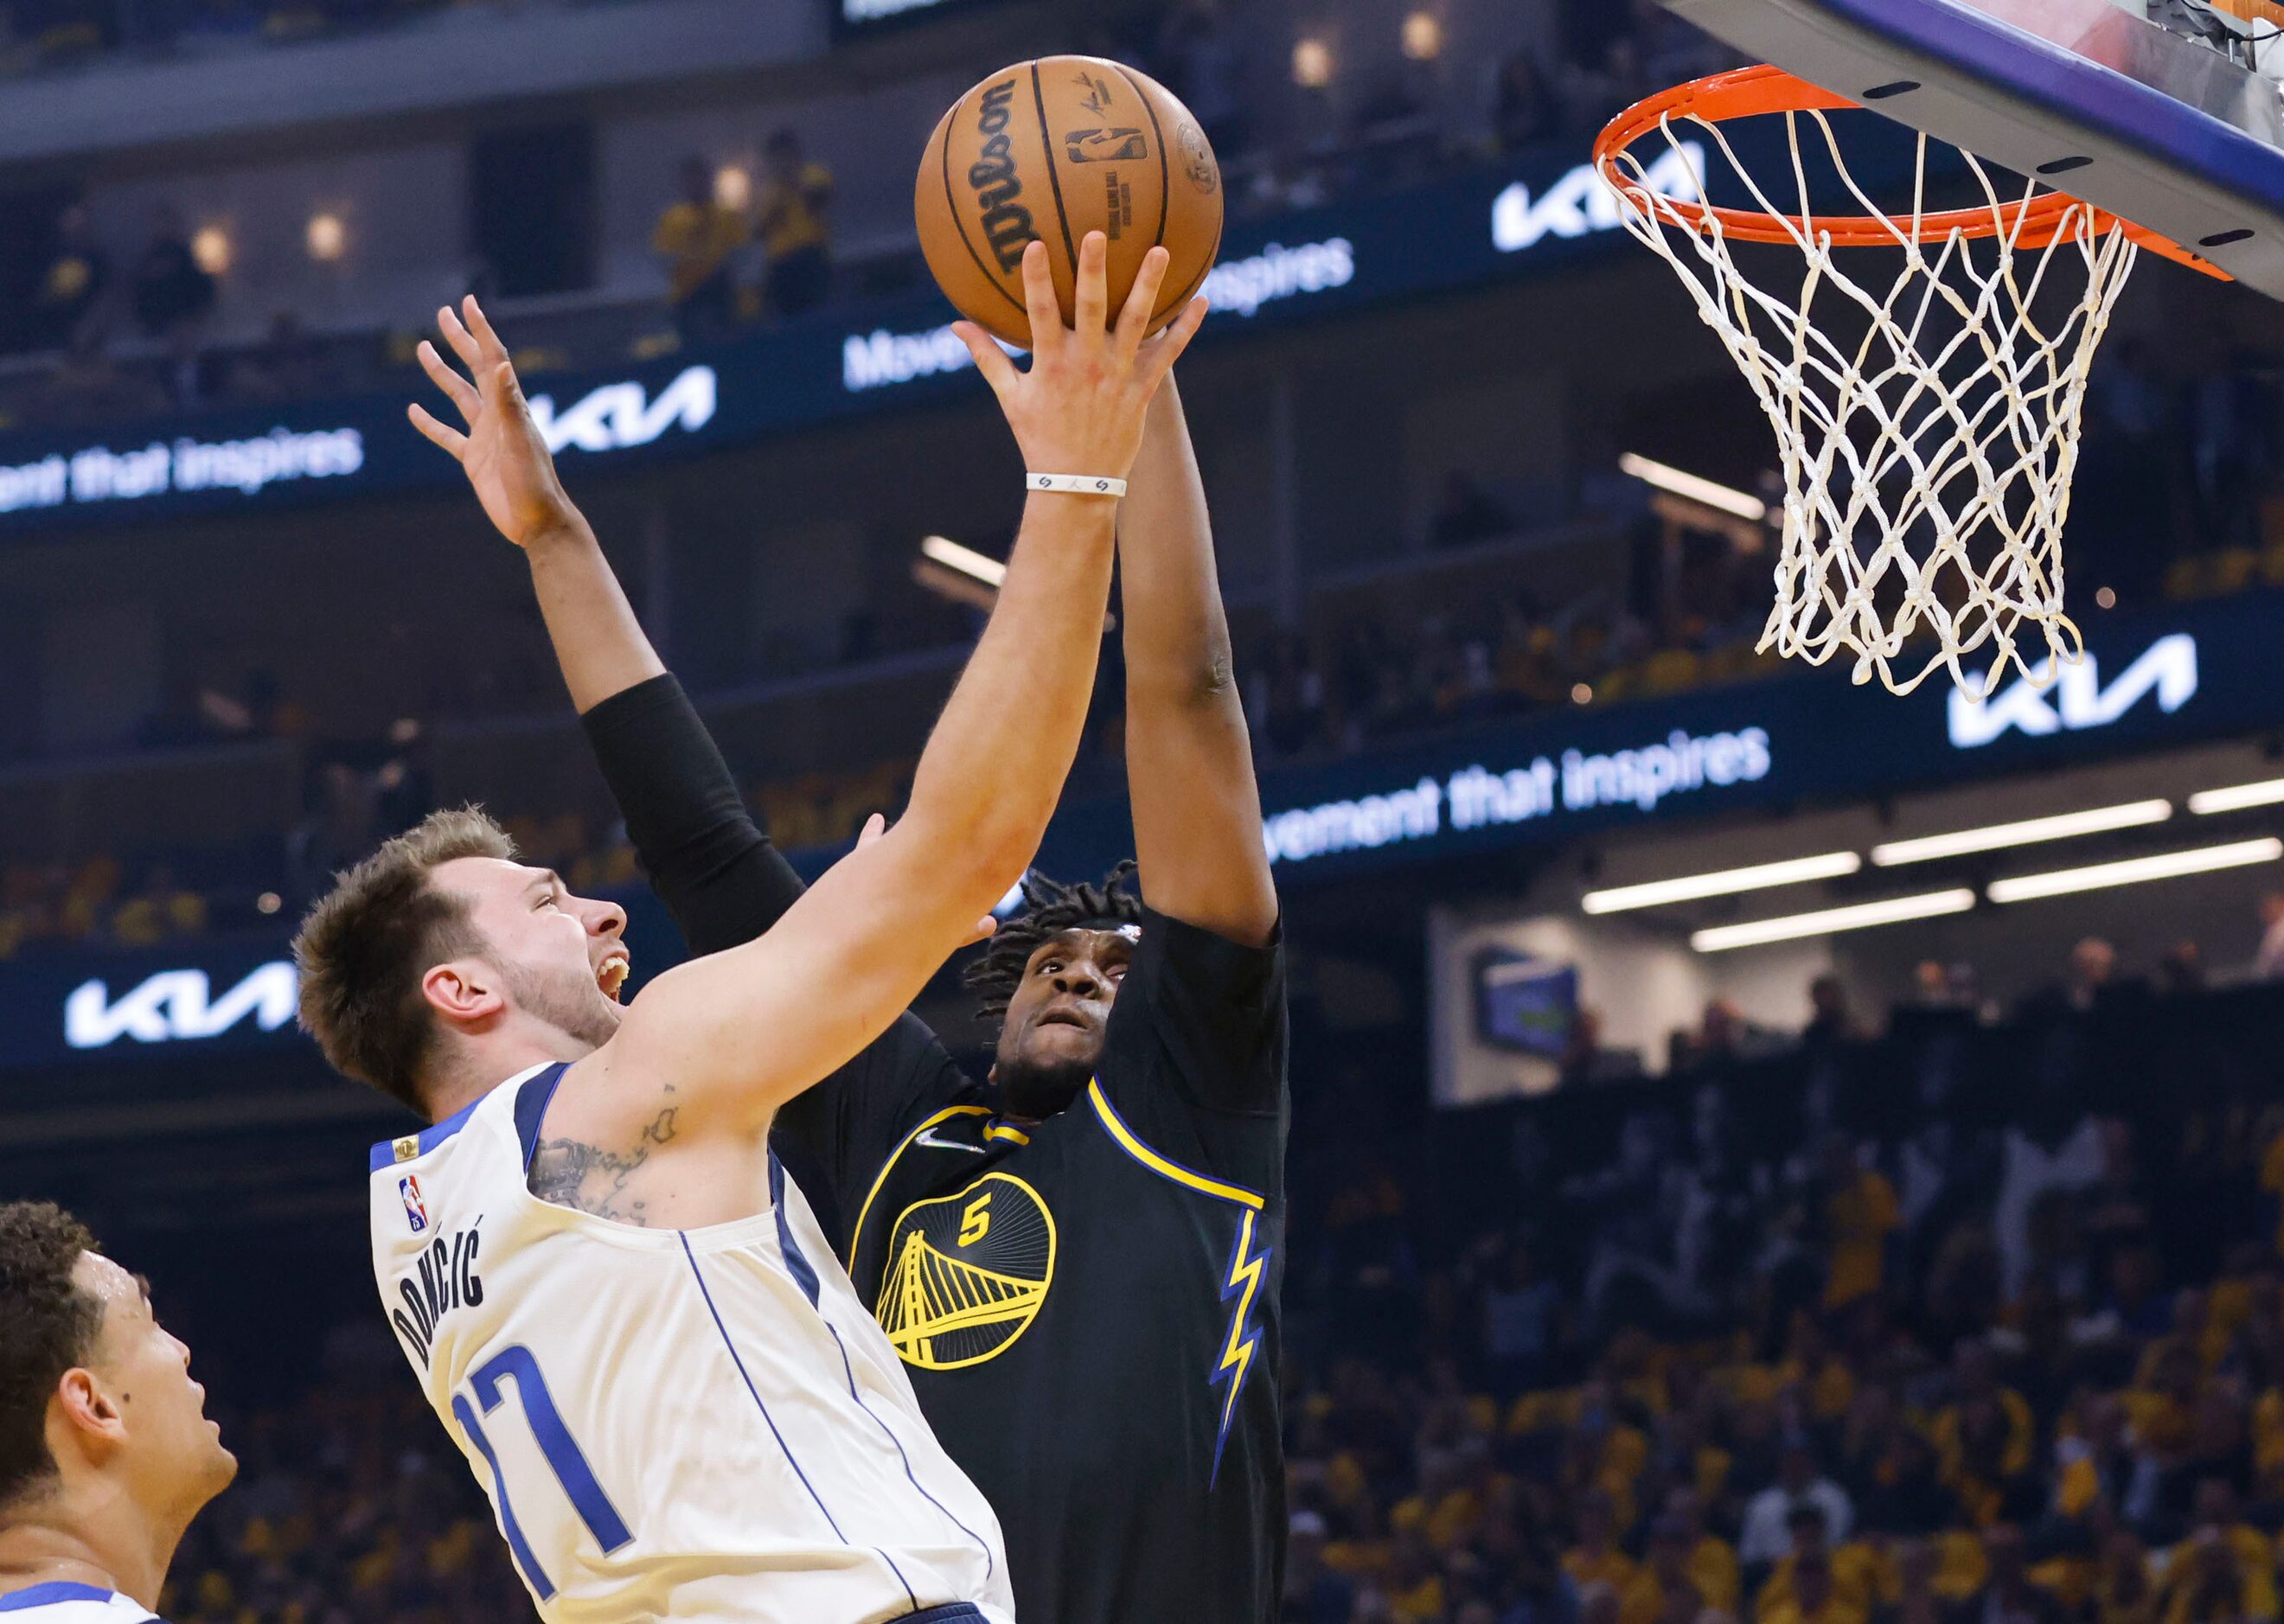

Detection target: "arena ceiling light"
[919, 534, 1005, 588]
[1616, 452, 1767, 521]
[1690, 889, 1976, 952]
[1868, 799, 2173, 866]
[2187, 777, 2284, 815]
[913, 534, 1004, 615]
[1582, 851, 1860, 914]
[1986, 836, 2284, 904]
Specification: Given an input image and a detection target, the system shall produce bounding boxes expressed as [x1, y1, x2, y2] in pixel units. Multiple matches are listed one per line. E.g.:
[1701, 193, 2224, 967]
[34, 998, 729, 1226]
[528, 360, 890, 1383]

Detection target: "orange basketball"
[915, 56, 1223, 349]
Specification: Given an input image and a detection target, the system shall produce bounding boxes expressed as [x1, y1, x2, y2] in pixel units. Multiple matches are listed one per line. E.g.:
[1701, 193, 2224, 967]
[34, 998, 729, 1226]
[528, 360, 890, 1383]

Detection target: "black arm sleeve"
[579, 673, 805, 955]
[579, 672, 976, 1247]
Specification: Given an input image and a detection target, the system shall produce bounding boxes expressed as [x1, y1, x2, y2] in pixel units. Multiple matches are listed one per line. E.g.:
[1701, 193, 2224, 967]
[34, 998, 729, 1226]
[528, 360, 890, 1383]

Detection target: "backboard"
[1662, 0, 2284, 297]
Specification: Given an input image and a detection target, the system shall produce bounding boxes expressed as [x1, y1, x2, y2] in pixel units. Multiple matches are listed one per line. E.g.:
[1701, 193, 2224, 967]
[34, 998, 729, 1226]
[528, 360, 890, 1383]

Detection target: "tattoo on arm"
[527, 1106, 680, 1224]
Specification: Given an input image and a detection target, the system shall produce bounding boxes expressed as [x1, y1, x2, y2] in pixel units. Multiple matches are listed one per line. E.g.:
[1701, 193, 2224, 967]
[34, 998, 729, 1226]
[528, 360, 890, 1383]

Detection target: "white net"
[1602, 103, 2142, 698]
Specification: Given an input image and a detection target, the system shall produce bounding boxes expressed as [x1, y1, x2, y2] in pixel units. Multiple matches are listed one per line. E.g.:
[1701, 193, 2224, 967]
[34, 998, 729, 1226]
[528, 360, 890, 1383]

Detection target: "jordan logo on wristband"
[1028, 472, 1127, 497]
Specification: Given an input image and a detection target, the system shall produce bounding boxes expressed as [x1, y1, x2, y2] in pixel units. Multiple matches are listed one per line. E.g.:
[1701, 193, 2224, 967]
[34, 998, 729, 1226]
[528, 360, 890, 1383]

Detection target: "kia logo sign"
[65, 962, 299, 1050]
[1493, 144, 1704, 254]
[527, 367, 717, 457]
[1948, 634, 2199, 748]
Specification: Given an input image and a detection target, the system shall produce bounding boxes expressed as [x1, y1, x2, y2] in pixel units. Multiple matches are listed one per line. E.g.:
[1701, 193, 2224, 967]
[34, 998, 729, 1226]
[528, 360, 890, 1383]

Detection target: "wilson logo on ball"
[969, 79, 1034, 273]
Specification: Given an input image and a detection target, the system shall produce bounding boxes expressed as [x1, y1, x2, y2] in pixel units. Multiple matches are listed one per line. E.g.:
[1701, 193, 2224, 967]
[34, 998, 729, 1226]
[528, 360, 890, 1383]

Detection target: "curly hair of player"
[963, 862, 1144, 1023]
[0, 1200, 101, 1509]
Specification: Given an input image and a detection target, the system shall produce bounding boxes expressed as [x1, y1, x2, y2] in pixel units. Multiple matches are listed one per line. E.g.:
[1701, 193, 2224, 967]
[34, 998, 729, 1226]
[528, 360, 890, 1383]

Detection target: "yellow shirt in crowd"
[758, 162, 834, 258]
[654, 201, 749, 302]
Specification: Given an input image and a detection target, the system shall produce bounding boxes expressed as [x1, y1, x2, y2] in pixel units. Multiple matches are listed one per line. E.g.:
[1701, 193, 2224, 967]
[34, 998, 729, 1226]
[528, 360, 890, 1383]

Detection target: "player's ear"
[422, 959, 506, 1028]
[54, 1363, 126, 1450]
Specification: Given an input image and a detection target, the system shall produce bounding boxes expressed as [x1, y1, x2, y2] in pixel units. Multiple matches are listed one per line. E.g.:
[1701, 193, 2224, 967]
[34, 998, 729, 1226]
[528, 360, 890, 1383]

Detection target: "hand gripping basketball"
[954, 232, 1208, 490]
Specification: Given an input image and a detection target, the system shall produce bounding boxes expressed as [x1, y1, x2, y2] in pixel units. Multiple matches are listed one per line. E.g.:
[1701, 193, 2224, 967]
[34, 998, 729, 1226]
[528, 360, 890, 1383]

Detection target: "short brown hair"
[292, 807, 516, 1113]
[0, 1202, 99, 1511]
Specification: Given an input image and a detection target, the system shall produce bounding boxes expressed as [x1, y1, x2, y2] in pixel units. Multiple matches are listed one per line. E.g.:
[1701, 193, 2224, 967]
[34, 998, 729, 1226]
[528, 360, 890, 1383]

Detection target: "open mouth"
[598, 956, 630, 1001]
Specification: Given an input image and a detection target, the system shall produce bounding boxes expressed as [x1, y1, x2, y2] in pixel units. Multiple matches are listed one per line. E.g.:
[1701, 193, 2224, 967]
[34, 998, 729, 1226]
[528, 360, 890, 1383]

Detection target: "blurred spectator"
[1876, 1539, 1955, 1624]
[1432, 470, 1518, 549]
[2098, 1527, 2160, 1624]
[1931, 1341, 2035, 1526]
[2077, 336, 2174, 606]
[1250, 631, 1328, 759]
[1562, 1008, 1641, 1088]
[2181, 338, 2274, 557]
[2020, 937, 2120, 1020]
[226, 310, 334, 402]
[1740, 1443, 1853, 1567]
[1566, 1489, 1638, 1595]
[130, 202, 216, 405]
[1285, 1510, 1356, 1624]
[2156, 941, 2204, 998]
[1159, 1, 1244, 152]
[1482, 1236, 1564, 1396]
[755, 127, 834, 320]
[28, 200, 110, 353]
[654, 155, 748, 343]
[1555, 32, 1647, 139]
[1763, 1545, 1860, 1624]
[109, 860, 208, 948]
[285, 759, 380, 906]
[1802, 977, 1859, 1048]
[2255, 892, 2284, 980]
[1821, 1140, 1900, 1311]
[1977, 1527, 2070, 1624]
[1494, 51, 1560, 150]
[35, 321, 169, 424]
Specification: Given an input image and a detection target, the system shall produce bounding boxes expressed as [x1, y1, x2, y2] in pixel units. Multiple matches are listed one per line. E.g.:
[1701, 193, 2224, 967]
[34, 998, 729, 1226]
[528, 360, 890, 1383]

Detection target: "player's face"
[433, 856, 630, 1049]
[991, 927, 1134, 1117]
[74, 1252, 236, 1516]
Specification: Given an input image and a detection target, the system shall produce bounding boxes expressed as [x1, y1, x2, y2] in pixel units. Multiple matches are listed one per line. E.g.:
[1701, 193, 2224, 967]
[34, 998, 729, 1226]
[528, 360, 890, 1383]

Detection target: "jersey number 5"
[452, 1345, 634, 1600]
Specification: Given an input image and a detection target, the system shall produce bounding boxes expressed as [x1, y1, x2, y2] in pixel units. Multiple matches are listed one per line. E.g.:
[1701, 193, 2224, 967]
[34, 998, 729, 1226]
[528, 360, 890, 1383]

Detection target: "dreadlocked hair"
[963, 861, 1144, 1024]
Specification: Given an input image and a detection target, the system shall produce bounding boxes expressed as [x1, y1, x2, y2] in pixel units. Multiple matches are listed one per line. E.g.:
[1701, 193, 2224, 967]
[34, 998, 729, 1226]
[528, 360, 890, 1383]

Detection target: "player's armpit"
[526, 1100, 685, 1225]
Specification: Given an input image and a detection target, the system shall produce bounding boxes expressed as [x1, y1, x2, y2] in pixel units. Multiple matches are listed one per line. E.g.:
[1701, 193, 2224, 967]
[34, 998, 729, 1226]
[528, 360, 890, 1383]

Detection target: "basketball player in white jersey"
[0, 1201, 236, 1624]
[292, 237, 1205, 1624]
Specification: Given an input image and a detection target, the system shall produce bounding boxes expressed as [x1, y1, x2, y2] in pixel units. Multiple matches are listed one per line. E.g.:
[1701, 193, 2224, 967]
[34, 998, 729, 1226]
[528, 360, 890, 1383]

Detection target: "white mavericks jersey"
[368, 1062, 1014, 1624]
[0, 1586, 159, 1623]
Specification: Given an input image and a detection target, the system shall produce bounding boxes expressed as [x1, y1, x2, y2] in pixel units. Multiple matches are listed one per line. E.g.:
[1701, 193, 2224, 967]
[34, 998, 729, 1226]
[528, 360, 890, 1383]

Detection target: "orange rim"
[1591, 63, 2228, 278]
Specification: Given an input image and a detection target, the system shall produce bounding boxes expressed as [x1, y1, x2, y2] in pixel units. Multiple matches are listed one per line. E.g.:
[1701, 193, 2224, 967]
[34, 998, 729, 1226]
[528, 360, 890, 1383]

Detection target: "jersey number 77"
[451, 1345, 634, 1599]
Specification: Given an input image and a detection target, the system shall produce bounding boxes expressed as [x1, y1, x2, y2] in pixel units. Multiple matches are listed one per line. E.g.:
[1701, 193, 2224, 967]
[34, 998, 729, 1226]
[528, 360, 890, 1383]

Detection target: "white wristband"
[1028, 472, 1127, 498]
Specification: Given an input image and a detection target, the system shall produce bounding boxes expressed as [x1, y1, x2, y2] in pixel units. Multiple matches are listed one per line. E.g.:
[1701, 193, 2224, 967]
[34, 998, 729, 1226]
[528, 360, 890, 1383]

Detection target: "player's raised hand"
[408, 295, 582, 549]
[953, 233, 1208, 489]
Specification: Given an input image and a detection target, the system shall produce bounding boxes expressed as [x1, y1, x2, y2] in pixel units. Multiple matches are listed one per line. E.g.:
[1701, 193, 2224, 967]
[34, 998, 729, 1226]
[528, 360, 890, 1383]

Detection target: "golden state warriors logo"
[875, 1173, 1056, 1370]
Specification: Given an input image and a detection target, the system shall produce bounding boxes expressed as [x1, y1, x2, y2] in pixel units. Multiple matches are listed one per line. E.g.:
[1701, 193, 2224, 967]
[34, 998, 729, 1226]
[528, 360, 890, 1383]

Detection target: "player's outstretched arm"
[1115, 373, 1279, 948]
[412, 298, 814, 955]
[588, 235, 1208, 1131]
[410, 297, 663, 713]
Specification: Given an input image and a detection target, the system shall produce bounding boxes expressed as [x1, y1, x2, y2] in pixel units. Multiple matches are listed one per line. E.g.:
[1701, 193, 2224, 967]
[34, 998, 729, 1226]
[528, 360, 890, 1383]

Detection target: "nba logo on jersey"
[399, 1175, 428, 1233]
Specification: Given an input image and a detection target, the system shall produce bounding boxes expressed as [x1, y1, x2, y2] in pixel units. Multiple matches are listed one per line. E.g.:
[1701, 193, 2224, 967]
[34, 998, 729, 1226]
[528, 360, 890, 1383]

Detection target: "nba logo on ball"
[400, 1175, 429, 1234]
[915, 55, 1224, 350]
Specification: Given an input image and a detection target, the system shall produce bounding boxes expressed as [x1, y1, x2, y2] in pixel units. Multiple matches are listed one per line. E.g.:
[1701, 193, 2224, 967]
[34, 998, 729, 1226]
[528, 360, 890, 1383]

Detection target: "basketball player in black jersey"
[421, 306, 1285, 1622]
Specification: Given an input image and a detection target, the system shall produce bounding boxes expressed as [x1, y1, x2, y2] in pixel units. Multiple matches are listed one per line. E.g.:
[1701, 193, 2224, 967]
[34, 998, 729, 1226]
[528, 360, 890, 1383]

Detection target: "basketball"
[915, 56, 1223, 349]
